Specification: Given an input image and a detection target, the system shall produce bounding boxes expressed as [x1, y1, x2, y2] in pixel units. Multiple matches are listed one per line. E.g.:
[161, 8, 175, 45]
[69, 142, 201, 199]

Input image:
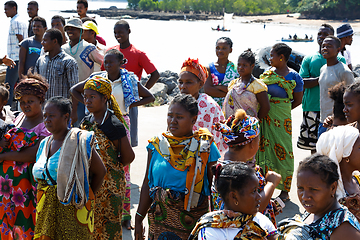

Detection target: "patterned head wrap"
[84, 75, 129, 129]
[15, 78, 49, 102]
[180, 58, 208, 83]
[213, 109, 259, 147]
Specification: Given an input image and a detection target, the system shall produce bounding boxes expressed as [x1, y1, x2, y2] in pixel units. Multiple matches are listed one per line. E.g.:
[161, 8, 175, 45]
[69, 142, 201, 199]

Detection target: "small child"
[328, 82, 347, 127]
[318, 35, 354, 136]
[212, 109, 283, 226]
[224, 49, 270, 119]
[204, 37, 239, 108]
[0, 84, 15, 139]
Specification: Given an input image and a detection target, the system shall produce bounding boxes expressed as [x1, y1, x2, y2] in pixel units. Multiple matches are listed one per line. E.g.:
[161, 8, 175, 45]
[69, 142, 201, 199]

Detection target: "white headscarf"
[316, 125, 359, 199]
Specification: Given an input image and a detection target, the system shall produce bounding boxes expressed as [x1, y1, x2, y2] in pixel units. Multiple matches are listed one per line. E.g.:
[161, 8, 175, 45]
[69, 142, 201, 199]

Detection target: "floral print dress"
[0, 113, 50, 239]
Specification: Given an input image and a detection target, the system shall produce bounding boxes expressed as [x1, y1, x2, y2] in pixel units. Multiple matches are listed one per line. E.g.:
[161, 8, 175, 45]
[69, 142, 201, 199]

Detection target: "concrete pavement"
[122, 104, 311, 239]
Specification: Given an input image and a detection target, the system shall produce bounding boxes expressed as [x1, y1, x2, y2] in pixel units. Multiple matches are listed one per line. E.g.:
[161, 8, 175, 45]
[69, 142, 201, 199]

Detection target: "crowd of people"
[1, 0, 360, 239]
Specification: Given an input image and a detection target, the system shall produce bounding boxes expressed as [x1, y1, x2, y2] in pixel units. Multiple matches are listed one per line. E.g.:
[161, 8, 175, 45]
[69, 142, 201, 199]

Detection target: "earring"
[235, 201, 238, 206]
[280, 59, 283, 61]
[345, 158, 350, 163]
[331, 194, 335, 198]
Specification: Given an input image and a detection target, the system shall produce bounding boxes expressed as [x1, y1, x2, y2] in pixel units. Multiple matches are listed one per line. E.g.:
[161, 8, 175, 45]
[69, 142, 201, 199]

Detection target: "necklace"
[92, 110, 108, 126]
[69, 29, 83, 56]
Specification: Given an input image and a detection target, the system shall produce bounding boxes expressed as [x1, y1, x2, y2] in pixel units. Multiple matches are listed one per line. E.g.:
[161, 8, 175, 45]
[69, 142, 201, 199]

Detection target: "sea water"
[1, 0, 359, 75]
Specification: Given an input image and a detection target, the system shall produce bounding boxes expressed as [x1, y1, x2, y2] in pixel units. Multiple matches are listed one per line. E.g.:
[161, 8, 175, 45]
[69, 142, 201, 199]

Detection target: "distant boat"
[281, 38, 314, 42]
[212, 12, 232, 32]
[211, 27, 230, 32]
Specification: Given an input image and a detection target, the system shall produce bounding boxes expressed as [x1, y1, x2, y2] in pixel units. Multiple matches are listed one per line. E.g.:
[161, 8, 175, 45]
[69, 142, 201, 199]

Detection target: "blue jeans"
[129, 106, 138, 147]
[5, 61, 19, 106]
[318, 122, 327, 138]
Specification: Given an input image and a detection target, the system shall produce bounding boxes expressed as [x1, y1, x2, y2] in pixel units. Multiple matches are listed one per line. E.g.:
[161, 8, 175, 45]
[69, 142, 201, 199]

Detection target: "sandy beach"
[238, 13, 360, 31]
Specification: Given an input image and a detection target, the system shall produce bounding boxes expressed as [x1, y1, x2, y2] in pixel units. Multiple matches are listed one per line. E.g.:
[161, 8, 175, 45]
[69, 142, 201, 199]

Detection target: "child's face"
[104, 54, 122, 75]
[321, 38, 340, 59]
[237, 58, 254, 77]
[343, 91, 360, 124]
[0, 98, 8, 111]
[114, 25, 130, 45]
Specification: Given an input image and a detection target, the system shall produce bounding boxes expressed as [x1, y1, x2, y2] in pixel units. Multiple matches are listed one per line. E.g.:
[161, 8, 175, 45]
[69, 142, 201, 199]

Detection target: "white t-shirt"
[341, 49, 351, 66]
[197, 212, 276, 240]
[319, 62, 354, 122]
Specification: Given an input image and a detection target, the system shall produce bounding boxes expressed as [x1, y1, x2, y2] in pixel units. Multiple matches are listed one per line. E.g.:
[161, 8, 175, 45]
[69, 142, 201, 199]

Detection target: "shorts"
[297, 111, 320, 150]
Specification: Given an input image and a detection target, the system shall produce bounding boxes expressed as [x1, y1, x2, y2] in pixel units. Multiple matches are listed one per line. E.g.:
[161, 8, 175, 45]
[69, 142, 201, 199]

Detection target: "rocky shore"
[61, 7, 222, 21]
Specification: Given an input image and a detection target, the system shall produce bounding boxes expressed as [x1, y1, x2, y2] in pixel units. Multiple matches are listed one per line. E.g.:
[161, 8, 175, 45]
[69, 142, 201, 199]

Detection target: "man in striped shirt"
[35, 28, 78, 101]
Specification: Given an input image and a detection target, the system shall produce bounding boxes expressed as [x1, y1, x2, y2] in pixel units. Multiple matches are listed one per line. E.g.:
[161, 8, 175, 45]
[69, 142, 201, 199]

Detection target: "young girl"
[328, 82, 347, 127]
[178, 58, 227, 153]
[204, 37, 239, 108]
[189, 162, 278, 240]
[80, 75, 135, 239]
[212, 109, 282, 226]
[71, 48, 154, 229]
[343, 81, 360, 129]
[134, 94, 220, 240]
[223, 49, 270, 120]
[256, 43, 304, 202]
[280, 154, 360, 239]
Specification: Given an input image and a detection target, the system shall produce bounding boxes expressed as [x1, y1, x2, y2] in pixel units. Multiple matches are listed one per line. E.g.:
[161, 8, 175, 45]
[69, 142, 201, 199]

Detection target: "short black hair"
[77, 0, 88, 8]
[46, 96, 72, 120]
[45, 28, 63, 46]
[298, 154, 339, 187]
[170, 94, 199, 117]
[28, 1, 38, 7]
[51, 15, 65, 26]
[239, 48, 255, 65]
[216, 37, 233, 48]
[0, 83, 10, 101]
[213, 162, 256, 204]
[328, 82, 346, 122]
[81, 17, 97, 25]
[33, 16, 47, 28]
[4, 1, 17, 10]
[272, 43, 292, 61]
[321, 23, 335, 35]
[115, 20, 130, 30]
[324, 35, 341, 48]
[105, 49, 125, 63]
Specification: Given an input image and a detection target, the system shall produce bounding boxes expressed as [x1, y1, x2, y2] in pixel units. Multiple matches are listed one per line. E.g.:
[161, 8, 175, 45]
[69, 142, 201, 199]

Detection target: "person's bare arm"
[129, 82, 155, 109]
[18, 46, 27, 79]
[256, 91, 270, 119]
[303, 77, 319, 89]
[144, 70, 160, 89]
[89, 148, 106, 194]
[292, 91, 303, 109]
[330, 221, 360, 240]
[0, 136, 45, 162]
[134, 150, 153, 240]
[204, 67, 228, 98]
[90, 49, 104, 65]
[259, 171, 281, 213]
[16, 34, 24, 43]
[70, 81, 86, 104]
[112, 136, 135, 166]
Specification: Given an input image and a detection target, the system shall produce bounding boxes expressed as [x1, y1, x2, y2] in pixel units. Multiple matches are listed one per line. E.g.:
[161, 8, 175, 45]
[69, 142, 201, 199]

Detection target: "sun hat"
[64, 18, 83, 30]
[337, 24, 353, 39]
[82, 21, 99, 35]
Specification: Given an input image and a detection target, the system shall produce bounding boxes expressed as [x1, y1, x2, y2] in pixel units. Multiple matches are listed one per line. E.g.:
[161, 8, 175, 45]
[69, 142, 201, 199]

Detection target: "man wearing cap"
[337, 23, 353, 71]
[82, 20, 105, 72]
[62, 17, 103, 125]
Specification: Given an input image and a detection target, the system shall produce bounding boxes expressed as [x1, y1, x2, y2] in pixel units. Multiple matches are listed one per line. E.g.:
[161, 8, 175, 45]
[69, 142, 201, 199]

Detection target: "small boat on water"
[281, 38, 314, 42]
[211, 27, 230, 32]
[212, 12, 232, 32]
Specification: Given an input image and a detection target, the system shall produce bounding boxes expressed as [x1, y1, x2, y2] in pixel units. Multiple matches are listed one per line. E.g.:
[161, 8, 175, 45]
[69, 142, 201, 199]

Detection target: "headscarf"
[213, 109, 259, 147]
[180, 58, 208, 83]
[316, 125, 359, 199]
[84, 75, 129, 129]
[14, 78, 49, 102]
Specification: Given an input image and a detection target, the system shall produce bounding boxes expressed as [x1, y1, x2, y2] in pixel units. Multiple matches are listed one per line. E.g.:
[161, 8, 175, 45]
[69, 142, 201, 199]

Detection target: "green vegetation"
[127, 0, 360, 19]
[129, 0, 288, 15]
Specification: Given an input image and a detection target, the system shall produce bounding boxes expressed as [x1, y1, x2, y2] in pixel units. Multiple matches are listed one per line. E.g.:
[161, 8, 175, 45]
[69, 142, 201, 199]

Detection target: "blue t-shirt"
[209, 62, 225, 83]
[147, 141, 220, 196]
[267, 70, 303, 98]
[20, 36, 42, 74]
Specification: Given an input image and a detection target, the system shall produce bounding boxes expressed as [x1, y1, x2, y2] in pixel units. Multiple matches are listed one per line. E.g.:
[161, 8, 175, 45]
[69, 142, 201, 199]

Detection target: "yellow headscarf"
[84, 75, 129, 130]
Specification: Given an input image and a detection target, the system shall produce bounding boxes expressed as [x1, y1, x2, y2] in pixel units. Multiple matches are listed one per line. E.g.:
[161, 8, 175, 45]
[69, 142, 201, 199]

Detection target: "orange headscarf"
[180, 58, 208, 83]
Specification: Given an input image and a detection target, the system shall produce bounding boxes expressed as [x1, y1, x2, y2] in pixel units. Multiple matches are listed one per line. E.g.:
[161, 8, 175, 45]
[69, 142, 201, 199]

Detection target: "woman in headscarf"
[134, 94, 221, 240]
[80, 75, 135, 240]
[33, 96, 106, 239]
[0, 73, 51, 239]
[178, 58, 227, 154]
[316, 125, 360, 221]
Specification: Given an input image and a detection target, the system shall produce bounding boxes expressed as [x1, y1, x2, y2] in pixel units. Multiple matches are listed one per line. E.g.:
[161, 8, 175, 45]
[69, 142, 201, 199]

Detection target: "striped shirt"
[7, 14, 28, 60]
[35, 50, 78, 99]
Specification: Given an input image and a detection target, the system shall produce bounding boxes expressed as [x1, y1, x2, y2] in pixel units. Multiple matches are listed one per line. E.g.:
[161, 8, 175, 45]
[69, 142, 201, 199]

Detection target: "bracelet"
[136, 211, 145, 219]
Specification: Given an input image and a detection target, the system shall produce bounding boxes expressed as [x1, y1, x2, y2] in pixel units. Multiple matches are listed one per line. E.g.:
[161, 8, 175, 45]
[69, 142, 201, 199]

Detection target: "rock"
[149, 82, 168, 99]
[353, 64, 360, 78]
[253, 46, 305, 78]
[159, 76, 177, 94]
